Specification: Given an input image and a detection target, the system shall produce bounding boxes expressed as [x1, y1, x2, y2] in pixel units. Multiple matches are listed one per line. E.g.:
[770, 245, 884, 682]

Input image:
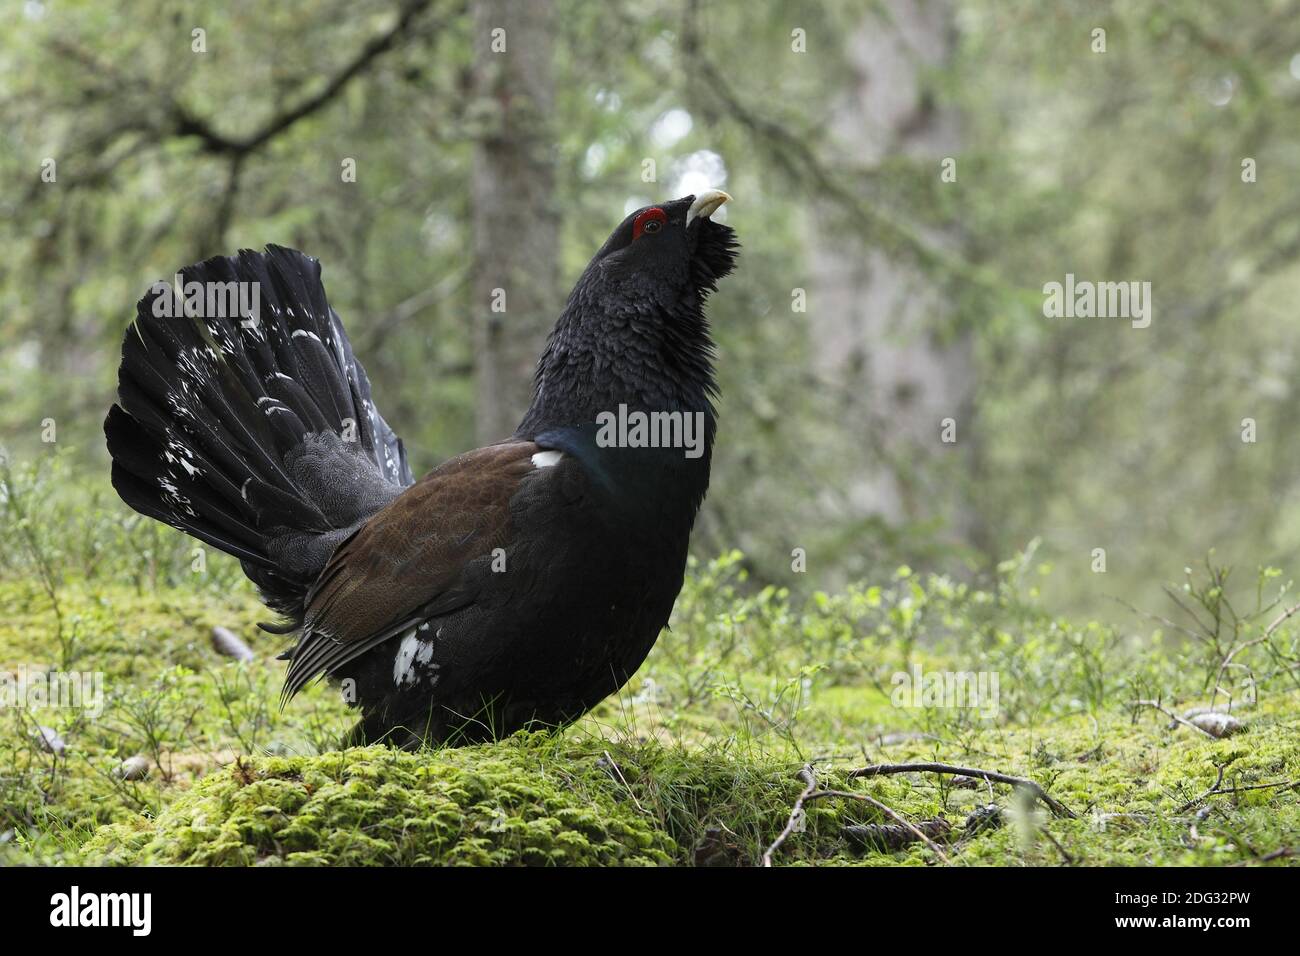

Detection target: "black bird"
[105, 190, 737, 747]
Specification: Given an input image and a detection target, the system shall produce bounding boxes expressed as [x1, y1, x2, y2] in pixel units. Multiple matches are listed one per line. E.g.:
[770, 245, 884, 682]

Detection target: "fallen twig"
[763, 765, 953, 865]
[1040, 825, 1076, 865]
[843, 818, 951, 852]
[1130, 699, 1217, 738]
[1230, 846, 1296, 865]
[806, 788, 951, 864]
[762, 765, 818, 867]
[1174, 772, 1299, 814]
[1174, 765, 1226, 815]
[847, 762, 1078, 819]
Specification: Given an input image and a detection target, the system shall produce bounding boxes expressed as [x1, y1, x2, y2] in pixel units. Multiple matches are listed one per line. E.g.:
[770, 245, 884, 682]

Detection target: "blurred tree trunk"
[809, 0, 981, 559]
[470, 0, 560, 442]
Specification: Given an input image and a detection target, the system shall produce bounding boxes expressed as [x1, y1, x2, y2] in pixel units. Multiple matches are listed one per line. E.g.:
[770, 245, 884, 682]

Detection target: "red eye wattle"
[633, 207, 667, 240]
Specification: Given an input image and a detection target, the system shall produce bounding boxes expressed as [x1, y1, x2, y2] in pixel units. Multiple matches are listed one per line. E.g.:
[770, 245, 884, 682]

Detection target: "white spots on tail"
[166, 391, 193, 419]
[256, 389, 295, 419]
[163, 436, 202, 478]
[165, 453, 200, 478]
[157, 476, 196, 517]
[158, 433, 202, 514]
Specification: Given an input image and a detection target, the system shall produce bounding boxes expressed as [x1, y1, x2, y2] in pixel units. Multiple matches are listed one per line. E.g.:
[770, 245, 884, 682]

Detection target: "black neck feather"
[515, 285, 719, 442]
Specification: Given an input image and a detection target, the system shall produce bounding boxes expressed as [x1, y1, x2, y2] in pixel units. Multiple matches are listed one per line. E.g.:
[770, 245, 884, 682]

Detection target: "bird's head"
[586, 190, 738, 307]
[518, 189, 738, 440]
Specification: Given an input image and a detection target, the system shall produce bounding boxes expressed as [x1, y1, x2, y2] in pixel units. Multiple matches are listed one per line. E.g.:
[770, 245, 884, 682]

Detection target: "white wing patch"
[531, 450, 564, 469]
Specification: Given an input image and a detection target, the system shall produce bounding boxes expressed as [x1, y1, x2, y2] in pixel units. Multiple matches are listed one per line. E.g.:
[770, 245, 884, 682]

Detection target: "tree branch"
[169, 0, 439, 157]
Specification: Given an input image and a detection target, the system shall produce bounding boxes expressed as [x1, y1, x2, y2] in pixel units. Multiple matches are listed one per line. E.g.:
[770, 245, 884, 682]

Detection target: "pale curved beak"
[685, 189, 732, 227]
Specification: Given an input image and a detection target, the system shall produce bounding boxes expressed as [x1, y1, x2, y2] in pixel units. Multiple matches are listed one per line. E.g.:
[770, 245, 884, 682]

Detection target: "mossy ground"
[80, 743, 676, 866]
[1, 460, 1297, 865]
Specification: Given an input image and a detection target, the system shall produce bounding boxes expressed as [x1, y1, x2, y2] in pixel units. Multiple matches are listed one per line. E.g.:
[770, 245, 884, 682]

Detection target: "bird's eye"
[632, 207, 667, 240]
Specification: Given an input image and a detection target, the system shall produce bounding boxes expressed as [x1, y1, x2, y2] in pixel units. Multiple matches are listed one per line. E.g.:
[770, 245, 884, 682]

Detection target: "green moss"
[82, 743, 676, 866]
[3, 542, 1298, 867]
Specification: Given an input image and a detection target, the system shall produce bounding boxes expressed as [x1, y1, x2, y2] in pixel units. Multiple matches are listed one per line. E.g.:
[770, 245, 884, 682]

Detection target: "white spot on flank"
[392, 629, 419, 686]
[392, 626, 436, 687]
[531, 450, 563, 469]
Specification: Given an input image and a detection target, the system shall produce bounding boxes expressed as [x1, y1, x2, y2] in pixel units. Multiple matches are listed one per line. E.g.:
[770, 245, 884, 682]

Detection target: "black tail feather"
[105, 245, 414, 618]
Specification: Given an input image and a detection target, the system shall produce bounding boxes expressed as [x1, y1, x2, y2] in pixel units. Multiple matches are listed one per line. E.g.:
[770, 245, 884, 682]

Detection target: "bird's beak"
[685, 189, 732, 227]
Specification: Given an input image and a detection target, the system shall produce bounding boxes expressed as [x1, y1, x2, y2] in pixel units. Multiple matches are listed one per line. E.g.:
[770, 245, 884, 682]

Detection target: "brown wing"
[281, 440, 541, 700]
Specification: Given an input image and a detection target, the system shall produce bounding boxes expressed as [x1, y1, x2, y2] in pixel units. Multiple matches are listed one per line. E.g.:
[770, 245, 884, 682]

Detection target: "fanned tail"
[105, 244, 414, 621]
